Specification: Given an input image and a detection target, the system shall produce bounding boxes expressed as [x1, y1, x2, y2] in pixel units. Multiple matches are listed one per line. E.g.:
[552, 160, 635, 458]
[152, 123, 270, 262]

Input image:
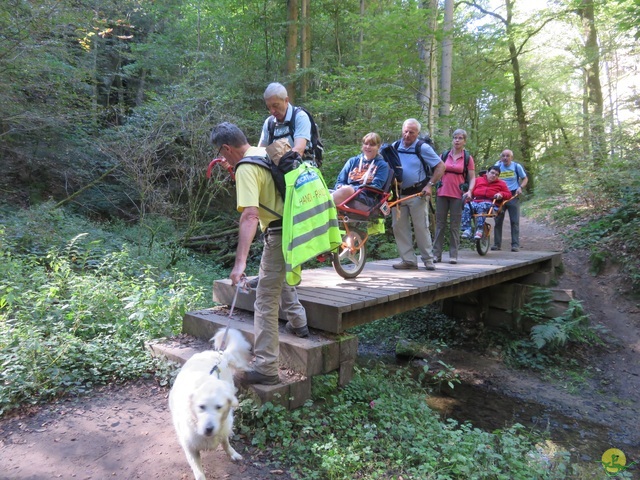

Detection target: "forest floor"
[0, 214, 639, 479]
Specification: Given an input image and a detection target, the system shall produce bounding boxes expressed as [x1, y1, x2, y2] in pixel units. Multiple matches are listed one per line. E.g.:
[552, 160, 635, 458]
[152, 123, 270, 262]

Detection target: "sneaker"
[285, 321, 309, 338]
[241, 370, 279, 385]
[392, 261, 418, 270]
[474, 230, 483, 240]
[511, 247, 520, 252]
[461, 229, 472, 239]
[491, 245, 501, 251]
[424, 261, 436, 271]
[449, 259, 458, 264]
[433, 256, 441, 263]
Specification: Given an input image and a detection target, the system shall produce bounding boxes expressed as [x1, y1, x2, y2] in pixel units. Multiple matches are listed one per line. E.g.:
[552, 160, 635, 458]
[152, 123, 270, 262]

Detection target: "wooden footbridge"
[149, 250, 564, 408]
[211, 249, 562, 333]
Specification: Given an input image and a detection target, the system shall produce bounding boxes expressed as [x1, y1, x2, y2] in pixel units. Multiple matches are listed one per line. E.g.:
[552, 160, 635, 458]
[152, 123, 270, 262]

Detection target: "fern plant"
[519, 287, 553, 326]
[529, 299, 602, 350]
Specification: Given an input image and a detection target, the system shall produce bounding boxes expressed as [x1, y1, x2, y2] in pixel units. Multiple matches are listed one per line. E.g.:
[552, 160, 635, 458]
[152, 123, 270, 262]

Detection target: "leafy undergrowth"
[237, 365, 574, 480]
[523, 186, 640, 294]
[0, 203, 221, 415]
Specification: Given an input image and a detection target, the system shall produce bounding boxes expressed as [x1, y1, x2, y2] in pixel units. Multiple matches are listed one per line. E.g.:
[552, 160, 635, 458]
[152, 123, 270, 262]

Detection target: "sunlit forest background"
[2, 0, 638, 220]
[2, 2, 639, 477]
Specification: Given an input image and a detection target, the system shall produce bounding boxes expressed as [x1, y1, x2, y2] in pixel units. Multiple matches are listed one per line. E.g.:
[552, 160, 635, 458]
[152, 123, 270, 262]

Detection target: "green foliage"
[0, 205, 216, 415]
[495, 288, 605, 371]
[237, 365, 570, 479]
[562, 186, 640, 289]
[422, 359, 462, 392]
[530, 300, 603, 351]
[524, 185, 640, 293]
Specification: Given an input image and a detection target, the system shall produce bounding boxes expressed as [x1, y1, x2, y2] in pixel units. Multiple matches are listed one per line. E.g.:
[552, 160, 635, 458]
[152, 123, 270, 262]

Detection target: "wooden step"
[147, 306, 357, 409]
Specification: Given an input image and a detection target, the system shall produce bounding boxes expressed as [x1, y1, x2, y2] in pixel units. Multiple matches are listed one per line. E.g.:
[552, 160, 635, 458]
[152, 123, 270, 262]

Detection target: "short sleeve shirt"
[235, 146, 284, 232]
[259, 104, 312, 148]
[396, 140, 442, 189]
[438, 150, 475, 199]
[494, 161, 527, 191]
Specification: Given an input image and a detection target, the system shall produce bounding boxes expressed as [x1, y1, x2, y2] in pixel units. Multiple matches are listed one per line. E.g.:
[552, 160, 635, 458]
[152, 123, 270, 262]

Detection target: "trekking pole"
[219, 276, 249, 350]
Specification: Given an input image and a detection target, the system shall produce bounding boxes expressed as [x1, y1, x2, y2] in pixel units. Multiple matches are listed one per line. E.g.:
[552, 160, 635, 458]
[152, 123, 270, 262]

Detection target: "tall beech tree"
[462, 0, 556, 190]
[576, 0, 605, 165]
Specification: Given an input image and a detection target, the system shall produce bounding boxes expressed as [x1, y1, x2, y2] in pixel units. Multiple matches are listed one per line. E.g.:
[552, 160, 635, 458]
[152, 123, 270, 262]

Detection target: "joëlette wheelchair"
[326, 168, 426, 279]
[469, 194, 518, 256]
[207, 156, 424, 280]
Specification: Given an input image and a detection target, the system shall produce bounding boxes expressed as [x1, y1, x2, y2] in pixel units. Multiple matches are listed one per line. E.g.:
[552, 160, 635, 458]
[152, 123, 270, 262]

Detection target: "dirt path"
[0, 380, 291, 480]
[1, 214, 638, 478]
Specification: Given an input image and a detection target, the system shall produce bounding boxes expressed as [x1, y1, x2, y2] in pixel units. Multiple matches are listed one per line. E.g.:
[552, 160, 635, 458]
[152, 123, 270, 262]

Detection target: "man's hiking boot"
[285, 322, 309, 338]
[240, 370, 279, 385]
[392, 261, 418, 270]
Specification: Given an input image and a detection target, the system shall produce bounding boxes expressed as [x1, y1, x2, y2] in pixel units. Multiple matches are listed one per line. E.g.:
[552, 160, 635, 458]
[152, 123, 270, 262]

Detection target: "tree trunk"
[358, 0, 365, 62]
[418, 0, 439, 134]
[582, 69, 590, 159]
[577, 0, 605, 165]
[505, 0, 533, 190]
[91, 32, 99, 129]
[300, 0, 310, 99]
[286, 0, 299, 100]
[542, 95, 576, 167]
[135, 69, 147, 107]
[439, 0, 454, 124]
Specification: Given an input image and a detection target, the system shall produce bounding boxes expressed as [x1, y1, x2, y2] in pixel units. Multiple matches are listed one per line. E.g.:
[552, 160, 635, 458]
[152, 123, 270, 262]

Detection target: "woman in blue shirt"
[332, 132, 390, 207]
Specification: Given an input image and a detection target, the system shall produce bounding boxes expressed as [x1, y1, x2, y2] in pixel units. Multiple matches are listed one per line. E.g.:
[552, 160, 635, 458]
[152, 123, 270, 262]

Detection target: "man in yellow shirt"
[209, 122, 308, 385]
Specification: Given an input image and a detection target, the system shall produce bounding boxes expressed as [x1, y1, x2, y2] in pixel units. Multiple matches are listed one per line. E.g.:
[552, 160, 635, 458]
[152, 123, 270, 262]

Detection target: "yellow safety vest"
[282, 163, 341, 286]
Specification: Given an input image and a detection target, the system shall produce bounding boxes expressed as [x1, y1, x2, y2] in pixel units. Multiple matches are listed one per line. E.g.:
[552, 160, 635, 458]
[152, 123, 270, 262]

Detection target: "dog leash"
[219, 277, 250, 350]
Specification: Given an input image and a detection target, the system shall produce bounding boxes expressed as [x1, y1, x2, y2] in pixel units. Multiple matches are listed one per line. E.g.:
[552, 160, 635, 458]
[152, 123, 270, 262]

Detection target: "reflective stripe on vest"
[282, 163, 341, 286]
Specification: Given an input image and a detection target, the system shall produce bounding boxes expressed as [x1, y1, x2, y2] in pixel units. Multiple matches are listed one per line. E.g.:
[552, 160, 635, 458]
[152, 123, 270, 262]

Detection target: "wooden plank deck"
[210, 250, 562, 334]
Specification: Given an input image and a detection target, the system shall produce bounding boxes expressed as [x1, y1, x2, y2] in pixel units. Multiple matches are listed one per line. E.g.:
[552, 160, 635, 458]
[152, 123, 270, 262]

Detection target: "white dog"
[169, 328, 252, 480]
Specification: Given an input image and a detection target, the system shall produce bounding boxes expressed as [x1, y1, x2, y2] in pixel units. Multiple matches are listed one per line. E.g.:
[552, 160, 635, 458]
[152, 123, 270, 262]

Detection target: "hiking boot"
[424, 261, 436, 271]
[511, 247, 520, 252]
[392, 261, 418, 270]
[246, 276, 259, 288]
[241, 370, 279, 385]
[474, 230, 483, 240]
[461, 229, 472, 239]
[285, 321, 309, 338]
[491, 245, 501, 251]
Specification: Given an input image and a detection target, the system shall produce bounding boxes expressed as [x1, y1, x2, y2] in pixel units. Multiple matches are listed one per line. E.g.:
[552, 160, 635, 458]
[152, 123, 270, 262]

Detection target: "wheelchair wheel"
[476, 223, 491, 256]
[332, 230, 367, 279]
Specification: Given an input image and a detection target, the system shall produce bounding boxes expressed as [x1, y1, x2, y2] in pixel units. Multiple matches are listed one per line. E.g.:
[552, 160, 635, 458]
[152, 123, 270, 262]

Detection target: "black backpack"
[236, 150, 302, 200]
[392, 136, 436, 181]
[379, 143, 403, 183]
[267, 106, 324, 168]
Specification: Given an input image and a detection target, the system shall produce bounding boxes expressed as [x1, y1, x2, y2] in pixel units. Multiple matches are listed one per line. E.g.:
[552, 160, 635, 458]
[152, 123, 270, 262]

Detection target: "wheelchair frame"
[470, 194, 518, 256]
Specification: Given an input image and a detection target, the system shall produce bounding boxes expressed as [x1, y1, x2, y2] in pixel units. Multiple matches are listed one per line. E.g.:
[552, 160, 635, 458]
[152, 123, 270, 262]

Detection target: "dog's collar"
[209, 364, 221, 378]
